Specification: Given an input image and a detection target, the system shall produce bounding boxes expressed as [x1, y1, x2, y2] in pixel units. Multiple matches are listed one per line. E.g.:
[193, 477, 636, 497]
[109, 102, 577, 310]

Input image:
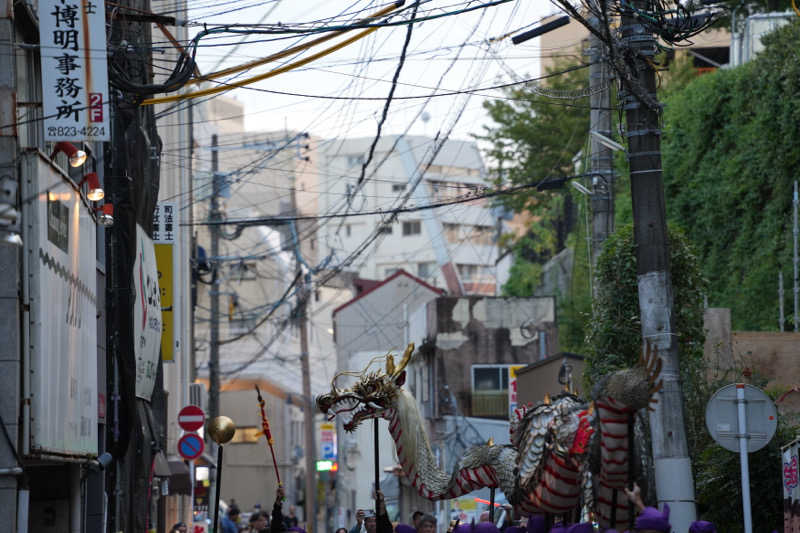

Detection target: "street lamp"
[96, 203, 114, 226]
[590, 130, 625, 153]
[80, 172, 104, 201]
[50, 142, 87, 168]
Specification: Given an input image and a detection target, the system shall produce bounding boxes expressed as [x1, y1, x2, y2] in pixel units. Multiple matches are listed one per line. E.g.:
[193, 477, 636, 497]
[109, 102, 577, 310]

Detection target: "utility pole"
[779, 271, 785, 331]
[620, 1, 696, 529]
[588, 8, 615, 269]
[292, 178, 317, 533]
[793, 180, 798, 331]
[298, 274, 317, 533]
[209, 133, 221, 420]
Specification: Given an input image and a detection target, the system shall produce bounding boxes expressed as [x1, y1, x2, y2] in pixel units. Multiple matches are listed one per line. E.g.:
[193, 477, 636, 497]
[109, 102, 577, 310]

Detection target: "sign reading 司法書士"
[38, 0, 110, 141]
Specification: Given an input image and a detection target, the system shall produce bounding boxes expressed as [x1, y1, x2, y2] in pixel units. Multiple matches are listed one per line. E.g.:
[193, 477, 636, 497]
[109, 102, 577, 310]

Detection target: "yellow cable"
[793, 0, 800, 17]
[186, 2, 401, 87]
[142, 24, 382, 105]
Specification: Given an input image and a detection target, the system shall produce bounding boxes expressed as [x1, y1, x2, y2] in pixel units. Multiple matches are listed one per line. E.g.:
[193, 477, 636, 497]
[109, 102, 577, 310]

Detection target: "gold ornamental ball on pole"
[208, 415, 236, 444]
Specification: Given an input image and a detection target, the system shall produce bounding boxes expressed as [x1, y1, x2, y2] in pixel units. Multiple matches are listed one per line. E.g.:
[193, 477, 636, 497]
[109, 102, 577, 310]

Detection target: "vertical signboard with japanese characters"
[320, 422, 336, 460]
[783, 439, 800, 529]
[133, 224, 163, 400]
[153, 202, 175, 362]
[22, 152, 98, 456]
[39, 0, 109, 141]
[508, 365, 524, 420]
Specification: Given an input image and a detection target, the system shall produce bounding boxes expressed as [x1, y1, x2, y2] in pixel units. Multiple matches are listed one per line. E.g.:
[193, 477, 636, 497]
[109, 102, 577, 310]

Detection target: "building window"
[472, 366, 509, 392]
[458, 263, 480, 281]
[444, 223, 460, 243]
[377, 224, 392, 235]
[417, 262, 436, 279]
[347, 155, 365, 167]
[346, 224, 351, 237]
[402, 221, 421, 236]
[392, 183, 406, 192]
[385, 267, 399, 278]
[471, 365, 510, 418]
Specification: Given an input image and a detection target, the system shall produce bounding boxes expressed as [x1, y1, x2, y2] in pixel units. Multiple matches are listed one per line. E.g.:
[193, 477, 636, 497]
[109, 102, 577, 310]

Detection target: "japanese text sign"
[39, 0, 110, 141]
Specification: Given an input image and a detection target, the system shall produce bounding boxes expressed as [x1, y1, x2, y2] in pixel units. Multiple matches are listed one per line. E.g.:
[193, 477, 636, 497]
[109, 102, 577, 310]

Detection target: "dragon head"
[316, 344, 414, 432]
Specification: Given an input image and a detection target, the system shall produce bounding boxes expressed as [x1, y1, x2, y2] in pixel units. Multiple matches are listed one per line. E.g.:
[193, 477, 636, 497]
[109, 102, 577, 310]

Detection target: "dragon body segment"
[317, 344, 662, 528]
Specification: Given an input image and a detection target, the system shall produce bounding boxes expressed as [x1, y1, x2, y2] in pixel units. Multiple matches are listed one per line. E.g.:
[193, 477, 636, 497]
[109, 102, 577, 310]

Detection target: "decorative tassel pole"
[374, 419, 380, 514]
[255, 385, 282, 487]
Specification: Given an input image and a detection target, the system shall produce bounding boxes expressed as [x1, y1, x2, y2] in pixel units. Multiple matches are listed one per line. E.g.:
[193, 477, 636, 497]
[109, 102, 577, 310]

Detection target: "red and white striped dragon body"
[316, 344, 662, 529]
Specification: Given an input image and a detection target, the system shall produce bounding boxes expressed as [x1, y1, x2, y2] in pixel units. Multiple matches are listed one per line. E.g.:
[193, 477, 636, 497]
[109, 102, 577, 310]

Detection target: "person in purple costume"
[688, 521, 715, 533]
[526, 516, 547, 533]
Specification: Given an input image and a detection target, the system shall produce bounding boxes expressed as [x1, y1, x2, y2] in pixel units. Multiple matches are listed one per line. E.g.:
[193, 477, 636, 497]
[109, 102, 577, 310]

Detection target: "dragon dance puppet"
[317, 343, 663, 530]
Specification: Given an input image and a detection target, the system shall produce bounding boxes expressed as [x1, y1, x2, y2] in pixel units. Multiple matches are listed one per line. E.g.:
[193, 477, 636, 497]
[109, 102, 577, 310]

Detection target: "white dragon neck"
[386, 389, 510, 500]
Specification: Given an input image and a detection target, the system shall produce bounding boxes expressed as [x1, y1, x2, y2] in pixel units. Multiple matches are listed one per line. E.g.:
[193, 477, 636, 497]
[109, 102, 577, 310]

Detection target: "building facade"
[319, 135, 504, 296]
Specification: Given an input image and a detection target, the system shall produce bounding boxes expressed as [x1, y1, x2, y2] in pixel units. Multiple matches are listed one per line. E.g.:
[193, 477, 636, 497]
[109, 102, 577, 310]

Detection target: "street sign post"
[178, 433, 205, 461]
[706, 383, 778, 533]
[179, 405, 206, 432]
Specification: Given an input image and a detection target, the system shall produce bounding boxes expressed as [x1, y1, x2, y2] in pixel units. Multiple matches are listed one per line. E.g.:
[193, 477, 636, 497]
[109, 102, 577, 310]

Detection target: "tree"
[478, 62, 590, 270]
[585, 224, 709, 455]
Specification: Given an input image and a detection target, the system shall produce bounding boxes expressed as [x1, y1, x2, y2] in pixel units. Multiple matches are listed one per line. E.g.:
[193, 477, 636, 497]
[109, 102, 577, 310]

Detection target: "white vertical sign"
[39, 0, 110, 141]
[22, 152, 98, 456]
[133, 224, 163, 400]
[152, 201, 177, 244]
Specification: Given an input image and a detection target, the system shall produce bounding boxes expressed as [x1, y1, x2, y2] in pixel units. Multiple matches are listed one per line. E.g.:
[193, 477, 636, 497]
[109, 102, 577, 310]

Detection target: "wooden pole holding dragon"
[255, 385, 282, 488]
[316, 343, 663, 530]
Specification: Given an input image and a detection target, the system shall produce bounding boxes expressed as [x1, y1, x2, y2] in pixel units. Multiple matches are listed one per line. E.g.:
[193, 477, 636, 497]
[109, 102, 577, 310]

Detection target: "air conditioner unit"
[189, 383, 206, 411]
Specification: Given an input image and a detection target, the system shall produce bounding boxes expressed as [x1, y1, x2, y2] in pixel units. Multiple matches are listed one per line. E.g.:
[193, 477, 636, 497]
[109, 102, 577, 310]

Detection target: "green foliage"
[584, 224, 710, 454]
[502, 238, 543, 297]
[662, 20, 800, 330]
[479, 62, 589, 265]
[585, 224, 707, 380]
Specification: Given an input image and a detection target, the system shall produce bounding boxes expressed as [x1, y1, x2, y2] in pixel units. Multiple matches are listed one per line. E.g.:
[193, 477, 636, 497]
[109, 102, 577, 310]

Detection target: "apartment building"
[319, 135, 503, 295]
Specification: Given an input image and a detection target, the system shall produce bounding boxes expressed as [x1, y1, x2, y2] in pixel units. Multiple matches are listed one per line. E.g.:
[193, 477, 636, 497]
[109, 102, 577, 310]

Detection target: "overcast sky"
[185, 0, 559, 142]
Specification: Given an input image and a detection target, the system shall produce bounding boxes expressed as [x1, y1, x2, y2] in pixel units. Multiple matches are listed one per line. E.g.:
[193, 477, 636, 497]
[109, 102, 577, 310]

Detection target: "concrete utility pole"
[620, 2, 696, 529]
[298, 275, 317, 533]
[793, 180, 798, 331]
[779, 270, 785, 331]
[209, 133, 221, 420]
[588, 9, 615, 269]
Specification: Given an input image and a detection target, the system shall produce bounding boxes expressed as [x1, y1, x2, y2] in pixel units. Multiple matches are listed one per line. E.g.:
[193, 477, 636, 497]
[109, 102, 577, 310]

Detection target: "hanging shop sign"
[38, 0, 110, 141]
[153, 201, 176, 361]
[133, 224, 163, 400]
[22, 152, 98, 456]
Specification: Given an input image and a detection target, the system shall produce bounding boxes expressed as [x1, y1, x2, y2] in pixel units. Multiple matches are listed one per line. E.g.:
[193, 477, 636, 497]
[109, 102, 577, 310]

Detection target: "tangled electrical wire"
[549, 0, 724, 112]
[614, 0, 720, 46]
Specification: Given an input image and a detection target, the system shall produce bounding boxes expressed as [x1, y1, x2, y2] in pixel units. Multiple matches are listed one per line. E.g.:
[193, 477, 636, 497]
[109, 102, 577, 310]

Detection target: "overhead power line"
[186, 174, 592, 228]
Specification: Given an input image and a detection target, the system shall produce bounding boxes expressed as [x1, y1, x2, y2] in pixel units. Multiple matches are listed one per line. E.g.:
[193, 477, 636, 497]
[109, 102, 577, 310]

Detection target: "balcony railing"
[470, 391, 508, 419]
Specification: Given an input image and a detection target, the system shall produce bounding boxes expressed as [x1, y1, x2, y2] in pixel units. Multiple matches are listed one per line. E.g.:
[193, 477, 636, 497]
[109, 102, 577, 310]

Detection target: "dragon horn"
[393, 343, 414, 376]
[386, 354, 396, 376]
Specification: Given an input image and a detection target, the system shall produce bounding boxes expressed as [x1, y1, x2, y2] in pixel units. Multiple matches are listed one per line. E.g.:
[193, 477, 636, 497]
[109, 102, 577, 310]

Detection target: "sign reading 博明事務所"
[39, 0, 110, 141]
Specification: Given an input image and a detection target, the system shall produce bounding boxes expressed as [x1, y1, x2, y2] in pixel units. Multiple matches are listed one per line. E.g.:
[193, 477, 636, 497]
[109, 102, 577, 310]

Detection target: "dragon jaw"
[316, 344, 412, 432]
[317, 390, 397, 432]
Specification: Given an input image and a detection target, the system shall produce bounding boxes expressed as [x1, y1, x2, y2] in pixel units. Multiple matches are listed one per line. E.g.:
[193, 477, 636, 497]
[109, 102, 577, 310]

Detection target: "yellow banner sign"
[155, 244, 174, 361]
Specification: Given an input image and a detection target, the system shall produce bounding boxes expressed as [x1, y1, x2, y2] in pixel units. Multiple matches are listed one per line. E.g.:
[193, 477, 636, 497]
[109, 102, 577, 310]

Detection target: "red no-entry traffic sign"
[178, 433, 204, 461]
[178, 405, 205, 432]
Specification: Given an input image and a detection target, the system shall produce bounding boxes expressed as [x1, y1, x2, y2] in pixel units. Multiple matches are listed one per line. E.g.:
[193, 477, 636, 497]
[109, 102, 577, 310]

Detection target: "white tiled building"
[318, 135, 503, 295]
